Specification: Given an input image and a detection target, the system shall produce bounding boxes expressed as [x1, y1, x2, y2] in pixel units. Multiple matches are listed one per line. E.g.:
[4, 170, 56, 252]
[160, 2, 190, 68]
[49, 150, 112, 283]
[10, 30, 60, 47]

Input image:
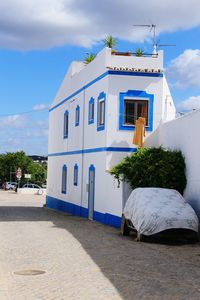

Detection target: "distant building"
[29, 155, 48, 164]
[46, 47, 175, 228]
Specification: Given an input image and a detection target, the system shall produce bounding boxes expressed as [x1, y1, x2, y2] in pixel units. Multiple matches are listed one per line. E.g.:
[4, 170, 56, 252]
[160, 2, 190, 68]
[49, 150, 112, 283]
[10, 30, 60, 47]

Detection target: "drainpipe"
[80, 87, 86, 216]
[164, 95, 169, 121]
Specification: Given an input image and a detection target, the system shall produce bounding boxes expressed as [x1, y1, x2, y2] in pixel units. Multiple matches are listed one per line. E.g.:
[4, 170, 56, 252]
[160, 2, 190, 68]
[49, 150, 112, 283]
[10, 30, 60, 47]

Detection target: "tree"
[84, 53, 96, 64]
[27, 162, 47, 185]
[0, 151, 47, 186]
[0, 151, 32, 182]
[103, 35, 117, 49]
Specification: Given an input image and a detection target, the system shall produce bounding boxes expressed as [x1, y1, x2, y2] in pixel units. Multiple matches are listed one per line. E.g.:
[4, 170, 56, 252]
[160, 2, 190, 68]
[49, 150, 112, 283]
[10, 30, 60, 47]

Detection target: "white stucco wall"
[108, 50, 163, 70]
[47, 152, 123, 217]
[145, 110, 200, 217]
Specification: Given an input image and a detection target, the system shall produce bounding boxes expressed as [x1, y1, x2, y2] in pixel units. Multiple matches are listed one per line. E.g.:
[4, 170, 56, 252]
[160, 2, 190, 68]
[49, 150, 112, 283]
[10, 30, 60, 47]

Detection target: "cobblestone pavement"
[0, 191, 200, 299]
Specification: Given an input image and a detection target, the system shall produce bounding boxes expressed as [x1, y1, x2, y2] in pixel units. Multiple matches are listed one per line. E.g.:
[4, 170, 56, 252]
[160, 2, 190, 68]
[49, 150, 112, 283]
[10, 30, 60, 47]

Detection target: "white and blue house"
[46, 47, 175, 228]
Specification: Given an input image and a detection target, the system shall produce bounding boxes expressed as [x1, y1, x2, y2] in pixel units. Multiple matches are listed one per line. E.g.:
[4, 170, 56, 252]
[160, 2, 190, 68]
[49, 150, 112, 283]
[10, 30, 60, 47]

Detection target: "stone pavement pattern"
[0, 191, 200, 299]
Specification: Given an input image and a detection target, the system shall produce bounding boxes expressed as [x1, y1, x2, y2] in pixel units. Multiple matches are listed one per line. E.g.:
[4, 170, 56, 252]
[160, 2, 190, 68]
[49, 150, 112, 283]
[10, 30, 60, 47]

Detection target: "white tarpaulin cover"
[123, 188, 198, 236]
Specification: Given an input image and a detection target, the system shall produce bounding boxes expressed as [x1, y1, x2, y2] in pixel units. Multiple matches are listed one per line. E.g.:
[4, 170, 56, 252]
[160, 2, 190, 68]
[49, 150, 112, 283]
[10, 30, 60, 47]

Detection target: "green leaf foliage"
[110, 147, 187, 194]
[103, 35, 117, 49]
[0, 151, 47, 186]
[84, 53, 96, 64]
[135, 48, 144, 57]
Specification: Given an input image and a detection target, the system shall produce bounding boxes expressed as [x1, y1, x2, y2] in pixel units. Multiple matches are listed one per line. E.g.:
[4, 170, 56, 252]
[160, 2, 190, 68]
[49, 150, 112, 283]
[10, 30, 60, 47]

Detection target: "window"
[99, 100, 105, 125]
[88, 97, 94, 124]
[124, 99, 148, 125]
[64, 110, 69, 138]
[61, 165, 67, 194]
[97, 92, 106, 131]
[119, 90, 154, 131]
[73, 164, 78, 186]
[75, 105, 80, 126]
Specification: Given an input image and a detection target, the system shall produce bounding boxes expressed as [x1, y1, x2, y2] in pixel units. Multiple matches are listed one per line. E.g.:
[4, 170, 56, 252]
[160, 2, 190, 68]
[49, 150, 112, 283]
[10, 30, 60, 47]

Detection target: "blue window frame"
[75, 105, 80, 127]
[119, 90, 154, 131]
[73, 164, 78, 186]
[88, 97, 94, 124]
[61, 165, 67, 194]
[64, 110, 69, 138]
[97, 92, 106, 131]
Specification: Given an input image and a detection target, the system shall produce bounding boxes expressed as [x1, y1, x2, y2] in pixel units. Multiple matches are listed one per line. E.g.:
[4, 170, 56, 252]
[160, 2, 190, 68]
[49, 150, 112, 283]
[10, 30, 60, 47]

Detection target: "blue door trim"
[88, 165, 95, 220]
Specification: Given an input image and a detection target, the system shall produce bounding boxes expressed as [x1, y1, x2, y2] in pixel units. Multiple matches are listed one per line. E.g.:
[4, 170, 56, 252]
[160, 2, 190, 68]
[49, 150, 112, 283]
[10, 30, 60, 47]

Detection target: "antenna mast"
[133, 24, 157, 54]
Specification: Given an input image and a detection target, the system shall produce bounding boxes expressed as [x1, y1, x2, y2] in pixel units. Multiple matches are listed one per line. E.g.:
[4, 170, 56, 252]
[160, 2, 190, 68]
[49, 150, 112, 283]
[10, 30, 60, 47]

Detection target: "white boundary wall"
[145, 110, 200, 217]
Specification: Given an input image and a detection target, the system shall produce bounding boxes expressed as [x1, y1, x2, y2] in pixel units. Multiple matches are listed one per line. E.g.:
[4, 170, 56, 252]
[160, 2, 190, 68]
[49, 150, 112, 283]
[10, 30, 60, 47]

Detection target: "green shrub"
[110, 147, 187, 194]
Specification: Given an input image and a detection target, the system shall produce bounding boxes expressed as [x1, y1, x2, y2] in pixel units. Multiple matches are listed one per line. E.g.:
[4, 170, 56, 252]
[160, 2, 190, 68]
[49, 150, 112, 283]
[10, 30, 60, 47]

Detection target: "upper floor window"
[124, 99, 148, 126]
[97, 92, 106, 131]
[119, 90, 154, 132]
[88, 97, 94, 124]
[64, 110, 69, 138]
[73, 164, 78, 186]
[75, 105, 80, 127]
[61, 165, 67, 194]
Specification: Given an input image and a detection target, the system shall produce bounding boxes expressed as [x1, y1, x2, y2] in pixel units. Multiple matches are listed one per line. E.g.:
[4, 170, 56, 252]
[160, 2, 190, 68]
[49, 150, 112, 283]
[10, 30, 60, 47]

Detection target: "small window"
[88, 97, 94, 124]
[75, 105, 80, 127]
[61, 165, 67, 194]
[73, 164, 78, 186]
[97, 92, 106, 131]
[99, 100, 105, 125]
[64, 110, 69, 138]
[124, 99, 148, 126]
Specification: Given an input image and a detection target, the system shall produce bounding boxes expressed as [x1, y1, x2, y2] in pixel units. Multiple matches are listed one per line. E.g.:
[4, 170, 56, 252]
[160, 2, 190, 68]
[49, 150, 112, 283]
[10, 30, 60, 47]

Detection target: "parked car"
[21, 183, 43, 195]
[121, 187, 199, 243]
[4, 182, 17, 190]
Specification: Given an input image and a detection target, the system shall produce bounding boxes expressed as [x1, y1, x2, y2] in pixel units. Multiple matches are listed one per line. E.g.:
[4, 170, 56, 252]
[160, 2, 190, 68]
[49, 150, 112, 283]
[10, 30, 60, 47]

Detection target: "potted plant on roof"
[84, 53, 96, 64]
[135, 48, 144, 57]
[103, 35, 117, 54]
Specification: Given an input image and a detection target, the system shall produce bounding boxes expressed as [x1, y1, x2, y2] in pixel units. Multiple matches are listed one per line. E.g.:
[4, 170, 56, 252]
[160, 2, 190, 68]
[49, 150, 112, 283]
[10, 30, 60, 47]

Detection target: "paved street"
[0, 191, 200, 299]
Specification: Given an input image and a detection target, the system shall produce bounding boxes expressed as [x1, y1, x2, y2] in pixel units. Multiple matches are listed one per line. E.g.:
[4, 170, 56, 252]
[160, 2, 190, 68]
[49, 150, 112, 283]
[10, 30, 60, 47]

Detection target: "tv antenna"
[133, 24, 176, 54]
[153, 42, 176, 54]
[133, 24, 157, 52]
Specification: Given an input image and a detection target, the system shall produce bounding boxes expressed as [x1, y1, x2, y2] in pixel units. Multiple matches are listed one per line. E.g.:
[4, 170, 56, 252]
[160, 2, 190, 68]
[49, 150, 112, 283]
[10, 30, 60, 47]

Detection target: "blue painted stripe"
[46, 195, 121, 228]
[49, 71, 108, 112]
[46, 195, 88, 217]
[48, 146, 137, 157]
[84, 71, 109, 90]
[50, 86, 85, 112]
[49, 70, 163, 112]
[93, 211, 121, 228]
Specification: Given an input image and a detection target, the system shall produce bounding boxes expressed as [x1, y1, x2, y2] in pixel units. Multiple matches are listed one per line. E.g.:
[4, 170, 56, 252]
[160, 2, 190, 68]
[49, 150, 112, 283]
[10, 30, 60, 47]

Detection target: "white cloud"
[0, 113, 49, 155]
[177, 95, 200, 111]
[0, 0, 200, 50]
[167, 49, 200, 88]
[0, 114, 27, 129]
[33, 103, 50, 111]
[25, 129, 48, 138]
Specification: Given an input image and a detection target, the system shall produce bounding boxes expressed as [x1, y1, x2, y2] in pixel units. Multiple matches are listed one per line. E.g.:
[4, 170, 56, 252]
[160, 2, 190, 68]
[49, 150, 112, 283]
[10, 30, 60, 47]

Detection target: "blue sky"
[0, 0, 200, 155]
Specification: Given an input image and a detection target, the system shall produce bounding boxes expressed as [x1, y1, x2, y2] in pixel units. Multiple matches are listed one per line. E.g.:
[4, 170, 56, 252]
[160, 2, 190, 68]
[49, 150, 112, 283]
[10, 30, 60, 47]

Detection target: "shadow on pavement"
[0, 205, 200, 299]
